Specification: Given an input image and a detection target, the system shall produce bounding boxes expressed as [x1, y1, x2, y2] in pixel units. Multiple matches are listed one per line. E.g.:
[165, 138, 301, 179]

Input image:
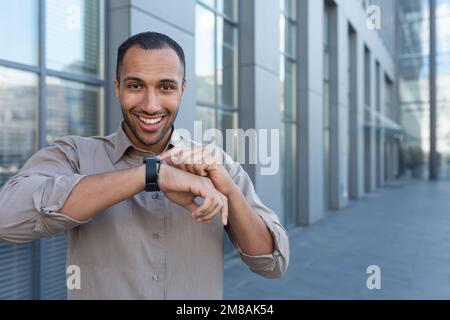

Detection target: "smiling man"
[0, 32, 289, 299]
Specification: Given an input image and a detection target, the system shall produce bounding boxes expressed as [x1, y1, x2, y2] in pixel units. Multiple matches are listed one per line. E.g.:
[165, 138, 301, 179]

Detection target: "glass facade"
[398, 0, 430, 179]
[46, 0, 104, 78]
[280, 0, 298, 227]
[195, 0, 239, 143]
[0, 0, 104, 299]
[0, 67, 38, 187]
[46, 77, 102, 143]
[436, 0, 450, 179]
[0, 0, 39, 66]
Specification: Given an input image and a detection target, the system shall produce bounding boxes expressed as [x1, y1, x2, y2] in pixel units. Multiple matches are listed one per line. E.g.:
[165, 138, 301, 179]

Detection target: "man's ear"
[114, 79, 120, 100]
[181, 79, 187, 94]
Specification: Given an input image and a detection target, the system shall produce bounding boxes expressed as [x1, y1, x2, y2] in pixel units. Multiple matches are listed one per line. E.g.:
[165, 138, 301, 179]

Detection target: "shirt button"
[152, 274, 159, 281]
[152, 193, 159, 199]
[153, 233, 159, 239]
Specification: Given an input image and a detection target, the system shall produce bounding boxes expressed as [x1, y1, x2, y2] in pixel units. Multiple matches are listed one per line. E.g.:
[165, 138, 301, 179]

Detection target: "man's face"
[114, 45, 186, 151]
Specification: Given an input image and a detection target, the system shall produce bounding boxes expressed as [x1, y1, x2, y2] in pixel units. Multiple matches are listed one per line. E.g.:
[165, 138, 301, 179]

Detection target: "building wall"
[296, 0, 397, 223]
[0, 0, 401, 299]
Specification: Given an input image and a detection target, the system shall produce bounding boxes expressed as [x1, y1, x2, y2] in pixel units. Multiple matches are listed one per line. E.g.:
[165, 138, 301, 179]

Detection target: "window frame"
[280, 0, 298, 228]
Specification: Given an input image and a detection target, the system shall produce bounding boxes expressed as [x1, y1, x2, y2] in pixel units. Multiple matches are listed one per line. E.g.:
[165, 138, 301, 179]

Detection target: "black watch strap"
[143, 157, 161, 192]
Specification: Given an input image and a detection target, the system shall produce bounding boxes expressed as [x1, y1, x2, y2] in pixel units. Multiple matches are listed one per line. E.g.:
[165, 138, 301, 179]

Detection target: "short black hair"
[116, 31, 186, 82]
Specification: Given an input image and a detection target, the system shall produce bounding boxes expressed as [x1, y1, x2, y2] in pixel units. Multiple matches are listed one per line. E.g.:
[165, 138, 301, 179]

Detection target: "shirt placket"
[147, 191, 167, 298]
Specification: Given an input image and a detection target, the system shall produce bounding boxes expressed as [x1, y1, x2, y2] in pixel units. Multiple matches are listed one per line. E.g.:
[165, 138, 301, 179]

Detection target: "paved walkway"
[224, 180, 450, 299]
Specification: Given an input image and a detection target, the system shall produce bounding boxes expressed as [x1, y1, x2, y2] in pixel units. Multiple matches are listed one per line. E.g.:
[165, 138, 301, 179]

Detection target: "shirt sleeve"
[0, 137, 89, 244]
[222, 152, 290, 279]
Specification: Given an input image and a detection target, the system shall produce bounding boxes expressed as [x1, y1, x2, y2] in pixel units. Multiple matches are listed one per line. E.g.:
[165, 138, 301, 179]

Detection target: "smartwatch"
[143, 157, 161, 192]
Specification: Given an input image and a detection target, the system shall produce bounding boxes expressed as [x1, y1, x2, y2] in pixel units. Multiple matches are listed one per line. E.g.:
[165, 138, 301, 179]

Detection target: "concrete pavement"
[224, 180, 450, 299]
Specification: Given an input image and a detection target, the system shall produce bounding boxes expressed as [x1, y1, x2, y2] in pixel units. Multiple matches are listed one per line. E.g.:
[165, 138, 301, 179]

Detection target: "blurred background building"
[0, 0, 448, 299]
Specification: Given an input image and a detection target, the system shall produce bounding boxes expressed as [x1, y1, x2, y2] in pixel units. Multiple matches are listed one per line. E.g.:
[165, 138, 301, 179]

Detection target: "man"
[0, 32, 289, 299]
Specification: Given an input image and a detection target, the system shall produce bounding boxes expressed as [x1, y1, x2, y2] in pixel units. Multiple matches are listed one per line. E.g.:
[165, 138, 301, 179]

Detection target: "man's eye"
[161, 84, 174, 91]
[128, 83, 142, 89]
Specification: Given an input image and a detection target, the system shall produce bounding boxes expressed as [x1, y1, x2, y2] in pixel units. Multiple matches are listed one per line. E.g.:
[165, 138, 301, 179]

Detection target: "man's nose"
[142, 88, 161, 114]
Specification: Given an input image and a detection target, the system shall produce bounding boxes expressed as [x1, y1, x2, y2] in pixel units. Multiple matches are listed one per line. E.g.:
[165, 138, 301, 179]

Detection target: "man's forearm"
[227, 185, 275, 256]
[60, 165, 145, 222]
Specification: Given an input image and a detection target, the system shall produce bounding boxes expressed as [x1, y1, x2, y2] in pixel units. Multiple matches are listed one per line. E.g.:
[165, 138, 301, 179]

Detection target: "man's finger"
[194, 192, 214, 218]
[159, 146, 183, 160]
[220, 193, 228, 226]
[197, 193, 227, 225]
[197, 200, 223, 223]
[185, 200, 201, 213]
[193, 164, 208, 177]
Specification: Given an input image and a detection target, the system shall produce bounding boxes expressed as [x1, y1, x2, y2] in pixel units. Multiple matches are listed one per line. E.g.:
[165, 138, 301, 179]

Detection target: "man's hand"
[160, 146, 276, 256]
[159, 145, 237, 197]
[158, 163, 228, 225]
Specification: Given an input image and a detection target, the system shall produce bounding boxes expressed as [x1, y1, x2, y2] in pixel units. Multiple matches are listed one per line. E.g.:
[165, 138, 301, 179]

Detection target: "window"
[195, 0, 238, 142]
[0, 0, 39, 66]
[0, 0, 105, 299]
[280, 0, 297, 227]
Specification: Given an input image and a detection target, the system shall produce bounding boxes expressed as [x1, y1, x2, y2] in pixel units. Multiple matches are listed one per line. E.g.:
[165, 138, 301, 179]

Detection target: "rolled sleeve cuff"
[32, 174, 91, 235]
[235, 215, 289, 275]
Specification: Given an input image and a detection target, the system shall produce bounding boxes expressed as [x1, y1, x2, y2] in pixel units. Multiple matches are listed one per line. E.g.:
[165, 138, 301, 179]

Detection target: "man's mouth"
[138, 115, 163, 125]
[134, 113, 167, 132]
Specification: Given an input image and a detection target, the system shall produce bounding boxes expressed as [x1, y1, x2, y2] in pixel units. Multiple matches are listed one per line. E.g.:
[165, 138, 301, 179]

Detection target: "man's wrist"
[215, 165, 239, 196]
[135, 164, 146, 192]
[222, 177, 240, 197]
[157, 163, 170, 192]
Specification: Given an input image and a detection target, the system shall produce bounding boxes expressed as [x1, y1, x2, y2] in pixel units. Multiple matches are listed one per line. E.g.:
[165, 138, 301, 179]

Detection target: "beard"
[121, 106, 177, 147]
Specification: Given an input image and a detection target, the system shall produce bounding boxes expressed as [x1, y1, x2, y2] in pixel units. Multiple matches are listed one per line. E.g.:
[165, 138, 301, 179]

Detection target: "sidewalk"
[224, 180, 450, 299]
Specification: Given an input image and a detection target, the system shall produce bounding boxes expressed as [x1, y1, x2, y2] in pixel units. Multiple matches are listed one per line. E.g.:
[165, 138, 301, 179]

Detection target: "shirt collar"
[112, 121, 184, 164]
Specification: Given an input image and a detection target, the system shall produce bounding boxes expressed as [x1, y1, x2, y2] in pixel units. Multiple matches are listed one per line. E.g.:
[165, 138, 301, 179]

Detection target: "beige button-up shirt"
[0, 123, 289, 299]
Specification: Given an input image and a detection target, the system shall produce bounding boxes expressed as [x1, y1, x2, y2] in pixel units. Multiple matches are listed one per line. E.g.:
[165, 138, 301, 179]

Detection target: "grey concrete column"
[369, 52, 377, 191]
[239, 0, 283, 220]
[376, 66, 385, 187]
[349, 29, 364, 199]
[354, 33, 366, 198]
[297, 0, 325, 225]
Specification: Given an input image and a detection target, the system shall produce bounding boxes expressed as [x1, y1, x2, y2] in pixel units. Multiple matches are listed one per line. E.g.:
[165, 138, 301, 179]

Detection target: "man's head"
[114, 32, 187, 152]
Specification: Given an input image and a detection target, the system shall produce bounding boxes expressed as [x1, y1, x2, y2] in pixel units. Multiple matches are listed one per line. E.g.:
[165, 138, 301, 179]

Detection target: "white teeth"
[139, 116, 162, 124]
